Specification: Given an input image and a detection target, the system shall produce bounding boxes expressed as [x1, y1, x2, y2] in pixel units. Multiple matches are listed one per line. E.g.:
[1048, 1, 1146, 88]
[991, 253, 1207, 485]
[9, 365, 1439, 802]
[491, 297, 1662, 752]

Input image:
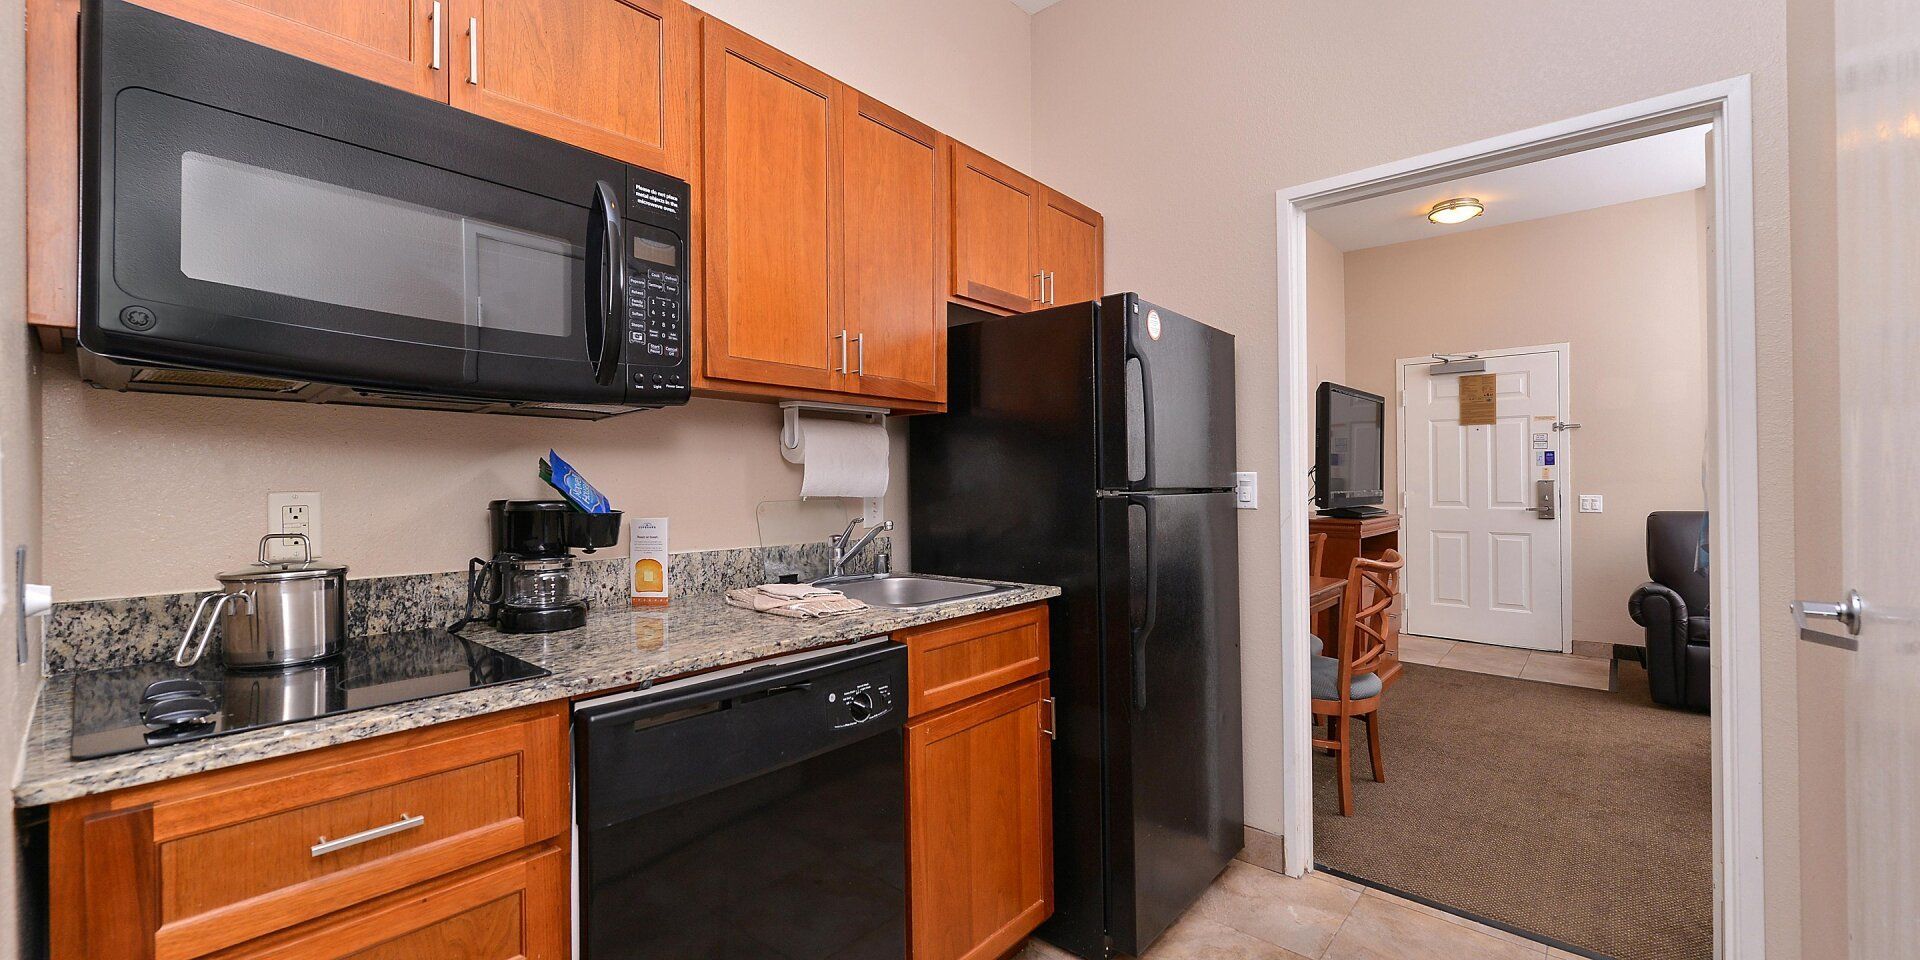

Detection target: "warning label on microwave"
[632, 184, 682, 217]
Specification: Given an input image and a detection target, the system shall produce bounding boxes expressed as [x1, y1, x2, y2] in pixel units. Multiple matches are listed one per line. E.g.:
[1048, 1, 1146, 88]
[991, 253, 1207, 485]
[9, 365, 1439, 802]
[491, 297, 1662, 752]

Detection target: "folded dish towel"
[725, 583, 869, 619]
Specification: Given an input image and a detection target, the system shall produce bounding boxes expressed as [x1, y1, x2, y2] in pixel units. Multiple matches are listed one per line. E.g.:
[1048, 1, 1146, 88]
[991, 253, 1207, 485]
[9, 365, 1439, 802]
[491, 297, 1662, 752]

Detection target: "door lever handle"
[1794, 589, 1865, 636]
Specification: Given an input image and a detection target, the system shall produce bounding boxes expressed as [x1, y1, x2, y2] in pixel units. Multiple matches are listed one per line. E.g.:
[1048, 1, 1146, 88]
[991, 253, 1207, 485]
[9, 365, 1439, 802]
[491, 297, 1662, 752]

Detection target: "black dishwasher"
[574, 638, 907, 960]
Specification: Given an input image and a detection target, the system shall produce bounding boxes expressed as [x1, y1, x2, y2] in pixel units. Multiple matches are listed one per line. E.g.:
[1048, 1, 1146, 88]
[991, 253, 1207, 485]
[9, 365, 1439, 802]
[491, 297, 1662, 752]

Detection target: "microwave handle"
[586, 180, 625, 386]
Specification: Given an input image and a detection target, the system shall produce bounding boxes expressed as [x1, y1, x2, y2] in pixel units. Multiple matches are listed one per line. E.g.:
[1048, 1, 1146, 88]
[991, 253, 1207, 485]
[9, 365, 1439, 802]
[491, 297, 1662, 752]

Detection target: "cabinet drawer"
[206, 845, 568, 960]
[900, 603, 1049, 716]
[51, 703, 569, 960]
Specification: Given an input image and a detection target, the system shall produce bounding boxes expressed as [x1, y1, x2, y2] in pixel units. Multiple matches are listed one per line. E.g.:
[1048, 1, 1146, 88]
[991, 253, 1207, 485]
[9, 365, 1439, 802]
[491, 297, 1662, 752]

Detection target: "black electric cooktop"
[69, 629, 548, 760]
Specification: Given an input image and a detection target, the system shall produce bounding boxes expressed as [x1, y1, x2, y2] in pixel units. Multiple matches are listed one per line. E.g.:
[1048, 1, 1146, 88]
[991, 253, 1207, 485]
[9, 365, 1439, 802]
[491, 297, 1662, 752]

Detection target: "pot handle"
[260, 533, 313, 566]
[174, 590, 251, 667]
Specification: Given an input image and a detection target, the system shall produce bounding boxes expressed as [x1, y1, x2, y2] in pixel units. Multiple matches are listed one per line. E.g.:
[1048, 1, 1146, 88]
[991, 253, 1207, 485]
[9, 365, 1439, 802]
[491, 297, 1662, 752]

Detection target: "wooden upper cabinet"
[448, 0, 694, 174]
[907, 677, 1054, 960]
[839, 92, 948, 404]
[698, 18, 843, 393]
[1039, 189, 1103, 307]
[132, 0, 448, 100]
[950, 142, 1042, 314]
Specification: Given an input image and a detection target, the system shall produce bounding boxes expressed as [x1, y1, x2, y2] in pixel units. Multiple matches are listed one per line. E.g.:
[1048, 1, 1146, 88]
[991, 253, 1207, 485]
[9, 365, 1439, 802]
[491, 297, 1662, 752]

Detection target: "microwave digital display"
[634, 235, 677, 268]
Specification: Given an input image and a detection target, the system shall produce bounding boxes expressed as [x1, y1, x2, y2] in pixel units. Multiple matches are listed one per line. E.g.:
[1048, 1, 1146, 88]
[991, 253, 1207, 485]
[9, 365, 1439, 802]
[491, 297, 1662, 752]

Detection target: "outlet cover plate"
[267, 492, 322, 560]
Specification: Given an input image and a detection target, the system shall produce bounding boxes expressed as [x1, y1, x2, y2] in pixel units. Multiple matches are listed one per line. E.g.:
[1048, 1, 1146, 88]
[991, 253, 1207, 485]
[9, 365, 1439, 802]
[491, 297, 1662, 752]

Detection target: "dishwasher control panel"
[830, 680, 896, 728]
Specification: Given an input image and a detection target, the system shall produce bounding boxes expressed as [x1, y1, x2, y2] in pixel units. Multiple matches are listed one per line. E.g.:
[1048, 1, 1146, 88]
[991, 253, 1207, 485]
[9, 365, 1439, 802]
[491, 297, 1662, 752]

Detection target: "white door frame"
[1274, 77, 1763, 960]
[1395, 342, 1574, 654]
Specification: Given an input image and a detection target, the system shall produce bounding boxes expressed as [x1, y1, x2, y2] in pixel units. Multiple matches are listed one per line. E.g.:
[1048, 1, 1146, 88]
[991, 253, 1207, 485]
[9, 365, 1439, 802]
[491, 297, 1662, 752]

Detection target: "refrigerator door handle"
[1130, 497, 1159, 711]
[1126, 349, 1156, 486]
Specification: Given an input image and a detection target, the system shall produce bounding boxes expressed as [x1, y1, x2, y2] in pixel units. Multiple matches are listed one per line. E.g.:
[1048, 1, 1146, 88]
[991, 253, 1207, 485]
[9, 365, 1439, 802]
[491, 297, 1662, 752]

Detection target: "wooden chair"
[1308, 532, 1328, 578]
[1312, 548, 1404, 817]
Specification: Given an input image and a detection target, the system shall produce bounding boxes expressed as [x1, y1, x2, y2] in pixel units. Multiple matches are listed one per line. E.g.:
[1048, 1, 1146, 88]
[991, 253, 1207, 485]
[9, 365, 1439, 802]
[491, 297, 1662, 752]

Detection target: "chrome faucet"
[827, 517, 894, 580]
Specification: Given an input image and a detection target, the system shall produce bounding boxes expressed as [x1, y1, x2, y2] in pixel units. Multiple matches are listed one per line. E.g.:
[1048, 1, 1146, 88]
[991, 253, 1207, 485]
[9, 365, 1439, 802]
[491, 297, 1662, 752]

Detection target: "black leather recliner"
[1629, 511, 1711, 711]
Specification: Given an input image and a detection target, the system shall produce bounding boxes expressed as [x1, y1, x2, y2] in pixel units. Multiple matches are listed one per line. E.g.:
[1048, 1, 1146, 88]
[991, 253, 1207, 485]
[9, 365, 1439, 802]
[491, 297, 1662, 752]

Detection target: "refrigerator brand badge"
[1146, 309, 1163, 340]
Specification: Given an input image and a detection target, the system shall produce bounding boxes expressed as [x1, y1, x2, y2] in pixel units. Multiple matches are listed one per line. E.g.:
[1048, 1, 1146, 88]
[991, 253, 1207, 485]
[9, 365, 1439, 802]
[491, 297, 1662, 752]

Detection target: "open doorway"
[1272, 82, 1763, 960]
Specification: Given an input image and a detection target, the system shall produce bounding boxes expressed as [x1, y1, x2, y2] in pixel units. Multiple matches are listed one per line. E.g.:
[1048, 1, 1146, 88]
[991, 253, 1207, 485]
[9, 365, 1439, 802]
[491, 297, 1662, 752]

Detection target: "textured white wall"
[1029, 0, 1800, 949]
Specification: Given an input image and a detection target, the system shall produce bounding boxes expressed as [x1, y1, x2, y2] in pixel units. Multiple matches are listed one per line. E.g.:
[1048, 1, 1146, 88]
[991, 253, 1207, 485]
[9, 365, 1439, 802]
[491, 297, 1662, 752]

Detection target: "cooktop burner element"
[69, 629, 548, 760]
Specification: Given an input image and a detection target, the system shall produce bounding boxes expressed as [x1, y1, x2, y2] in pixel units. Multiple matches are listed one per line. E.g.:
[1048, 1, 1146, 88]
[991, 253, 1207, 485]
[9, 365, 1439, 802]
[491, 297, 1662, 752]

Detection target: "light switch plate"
[267, 492, 322, 560]
[1233, 471, 1258, 509]
[1578, 494, 1603, 513]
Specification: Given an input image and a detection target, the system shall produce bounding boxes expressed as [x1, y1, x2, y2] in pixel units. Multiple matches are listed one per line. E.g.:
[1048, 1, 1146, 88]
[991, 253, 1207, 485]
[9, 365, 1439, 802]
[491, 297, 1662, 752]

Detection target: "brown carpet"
[1312, 661, 1711, 960]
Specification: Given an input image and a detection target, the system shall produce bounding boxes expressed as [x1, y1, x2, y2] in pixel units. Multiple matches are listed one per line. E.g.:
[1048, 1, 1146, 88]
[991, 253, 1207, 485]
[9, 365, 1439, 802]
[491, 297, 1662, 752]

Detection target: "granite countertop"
[14, 579, 1058, 807]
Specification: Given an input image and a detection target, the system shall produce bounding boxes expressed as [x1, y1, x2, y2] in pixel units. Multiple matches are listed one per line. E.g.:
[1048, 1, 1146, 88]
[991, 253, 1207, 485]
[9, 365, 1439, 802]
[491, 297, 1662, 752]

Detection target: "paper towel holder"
[780, 400, 890, 465]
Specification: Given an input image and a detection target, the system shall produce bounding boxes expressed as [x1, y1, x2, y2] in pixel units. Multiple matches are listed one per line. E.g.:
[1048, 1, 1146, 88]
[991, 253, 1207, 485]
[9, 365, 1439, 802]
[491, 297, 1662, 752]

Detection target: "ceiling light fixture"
[1427, 197, 1485, 225]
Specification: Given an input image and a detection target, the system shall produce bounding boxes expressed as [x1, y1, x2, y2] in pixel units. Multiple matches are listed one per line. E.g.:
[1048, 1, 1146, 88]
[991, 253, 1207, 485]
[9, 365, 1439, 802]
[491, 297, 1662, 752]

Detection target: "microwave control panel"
[624, 170, 691, 405]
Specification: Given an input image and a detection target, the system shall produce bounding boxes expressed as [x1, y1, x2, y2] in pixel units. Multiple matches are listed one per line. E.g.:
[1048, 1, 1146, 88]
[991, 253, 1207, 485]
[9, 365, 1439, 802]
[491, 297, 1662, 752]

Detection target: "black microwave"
[79, 0, 690, 418]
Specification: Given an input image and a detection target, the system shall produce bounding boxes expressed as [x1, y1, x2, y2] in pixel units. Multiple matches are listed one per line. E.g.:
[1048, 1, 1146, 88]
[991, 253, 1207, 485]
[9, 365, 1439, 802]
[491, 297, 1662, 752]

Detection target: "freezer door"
[1097, 295, 1238, 491]
[1099, 490, 1244, 955]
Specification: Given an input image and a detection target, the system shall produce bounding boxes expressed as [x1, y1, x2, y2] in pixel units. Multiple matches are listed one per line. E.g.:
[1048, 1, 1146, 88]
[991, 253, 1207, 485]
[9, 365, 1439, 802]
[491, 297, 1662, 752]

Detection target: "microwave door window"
[176, 151, 585, 367]
[180, 152, 469, 329]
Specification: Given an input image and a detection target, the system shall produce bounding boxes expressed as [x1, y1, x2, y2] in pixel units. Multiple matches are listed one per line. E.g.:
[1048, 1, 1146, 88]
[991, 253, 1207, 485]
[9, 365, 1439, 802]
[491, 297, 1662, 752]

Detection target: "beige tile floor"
[1397, 635, 1611, 691]
[1018, 860, 1569, 960]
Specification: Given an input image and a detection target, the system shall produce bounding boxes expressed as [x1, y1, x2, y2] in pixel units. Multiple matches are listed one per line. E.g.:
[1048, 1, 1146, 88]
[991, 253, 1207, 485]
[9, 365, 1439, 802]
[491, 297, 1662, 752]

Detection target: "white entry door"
[1400, 349, 1567, 650]
[1795, 0, 1920, 948]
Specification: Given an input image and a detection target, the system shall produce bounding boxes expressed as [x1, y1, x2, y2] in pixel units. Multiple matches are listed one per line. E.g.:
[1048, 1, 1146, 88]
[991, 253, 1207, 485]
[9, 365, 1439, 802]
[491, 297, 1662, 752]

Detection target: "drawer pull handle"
[311, 813, 425, 858]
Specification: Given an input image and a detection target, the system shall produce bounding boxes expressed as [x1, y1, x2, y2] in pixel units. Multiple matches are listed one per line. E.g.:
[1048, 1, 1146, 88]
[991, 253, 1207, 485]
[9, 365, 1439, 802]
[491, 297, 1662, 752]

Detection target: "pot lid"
[216, 560, 348, 583]
[217, 534, 348, 583]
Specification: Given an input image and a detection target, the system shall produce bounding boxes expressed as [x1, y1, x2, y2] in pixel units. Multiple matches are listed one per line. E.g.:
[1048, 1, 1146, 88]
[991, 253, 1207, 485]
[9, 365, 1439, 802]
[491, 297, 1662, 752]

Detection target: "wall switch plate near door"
[1578, 494, 1604, 513]
[267, 492, 322, 560]
[1233, 472, 1258, 509]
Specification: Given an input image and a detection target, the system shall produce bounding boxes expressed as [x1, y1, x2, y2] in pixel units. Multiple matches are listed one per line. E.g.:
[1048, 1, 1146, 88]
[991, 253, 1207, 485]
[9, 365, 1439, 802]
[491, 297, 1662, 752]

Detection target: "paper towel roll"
[797, 416, 890, 499]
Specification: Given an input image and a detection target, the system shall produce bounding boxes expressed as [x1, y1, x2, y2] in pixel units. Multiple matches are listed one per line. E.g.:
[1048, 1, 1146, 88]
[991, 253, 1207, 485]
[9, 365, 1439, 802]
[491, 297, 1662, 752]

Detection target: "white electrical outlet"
[267, 492, 322, 560]
[862, 496, 885, 525]
[1578, 494, 1604, 514]
[1233, 471, 1258, 509]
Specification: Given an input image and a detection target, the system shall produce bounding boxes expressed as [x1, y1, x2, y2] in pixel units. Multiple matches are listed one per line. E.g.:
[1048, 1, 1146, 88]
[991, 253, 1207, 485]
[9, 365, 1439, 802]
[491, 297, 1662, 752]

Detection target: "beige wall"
[3, 0, 45, 953]
[37, 0, 1035, 602]
[1340, 192, 1712, 651]
[1029, 0, 1802, 950]
[1304, 225, 1347, 410]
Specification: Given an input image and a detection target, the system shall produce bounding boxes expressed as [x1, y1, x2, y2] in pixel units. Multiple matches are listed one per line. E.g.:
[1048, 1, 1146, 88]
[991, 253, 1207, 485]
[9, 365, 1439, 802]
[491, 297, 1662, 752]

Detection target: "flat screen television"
[1316, 382, 1386, 517]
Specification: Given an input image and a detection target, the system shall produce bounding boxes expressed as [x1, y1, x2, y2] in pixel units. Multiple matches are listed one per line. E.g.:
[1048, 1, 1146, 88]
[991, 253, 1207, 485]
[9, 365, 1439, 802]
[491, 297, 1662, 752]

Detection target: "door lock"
[1534, 478, 1557, 519]
[1794, 589, 1865, 636]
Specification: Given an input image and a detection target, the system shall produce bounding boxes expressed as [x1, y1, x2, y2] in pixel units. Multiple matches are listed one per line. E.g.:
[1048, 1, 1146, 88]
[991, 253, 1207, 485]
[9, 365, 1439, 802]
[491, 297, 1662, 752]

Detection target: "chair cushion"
[1311, 654, 1383, 701]
[1311, 635, 1324, 657]
[1687, 616, 1711, 644]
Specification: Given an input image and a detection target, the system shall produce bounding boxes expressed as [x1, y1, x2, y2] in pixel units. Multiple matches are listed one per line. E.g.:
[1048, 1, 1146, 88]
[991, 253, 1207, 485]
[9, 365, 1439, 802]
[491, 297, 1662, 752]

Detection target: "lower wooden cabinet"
[907, 677, 1054, 960]
[50, 702, 570, 960]
[202, 844, 568, 960]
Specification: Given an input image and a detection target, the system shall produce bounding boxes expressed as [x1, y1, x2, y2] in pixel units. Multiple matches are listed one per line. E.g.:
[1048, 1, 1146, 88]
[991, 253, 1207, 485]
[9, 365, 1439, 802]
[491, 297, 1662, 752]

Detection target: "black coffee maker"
[454, 500, 622, 634]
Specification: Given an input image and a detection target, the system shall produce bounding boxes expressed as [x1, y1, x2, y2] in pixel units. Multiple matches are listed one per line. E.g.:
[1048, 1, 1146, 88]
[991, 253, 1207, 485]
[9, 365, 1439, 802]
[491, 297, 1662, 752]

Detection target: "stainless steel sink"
[815, 574, 1013, 611]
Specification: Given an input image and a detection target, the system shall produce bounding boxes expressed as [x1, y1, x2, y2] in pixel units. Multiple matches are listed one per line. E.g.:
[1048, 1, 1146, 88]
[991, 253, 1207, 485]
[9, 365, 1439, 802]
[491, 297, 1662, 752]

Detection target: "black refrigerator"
[911, 293, 1243, 959]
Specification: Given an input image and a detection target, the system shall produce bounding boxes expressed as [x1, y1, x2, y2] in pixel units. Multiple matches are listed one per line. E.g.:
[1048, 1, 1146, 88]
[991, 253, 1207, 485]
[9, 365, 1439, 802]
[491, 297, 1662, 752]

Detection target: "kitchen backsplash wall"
[41, 362, 911, 601]
[44, 538, 890, 673]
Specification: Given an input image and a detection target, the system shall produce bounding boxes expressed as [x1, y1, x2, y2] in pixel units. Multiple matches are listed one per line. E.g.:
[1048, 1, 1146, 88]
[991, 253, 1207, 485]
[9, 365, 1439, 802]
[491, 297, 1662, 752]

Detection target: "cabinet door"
[950, 143, 1041, 314]
[1039, 189, 1103, 307]
[698, 19, 844, 393]
[908, 678, 1053, 960]
[839, 91, 947, 404]
[448, 0, 694, 174]
[133, 0, 448, 100]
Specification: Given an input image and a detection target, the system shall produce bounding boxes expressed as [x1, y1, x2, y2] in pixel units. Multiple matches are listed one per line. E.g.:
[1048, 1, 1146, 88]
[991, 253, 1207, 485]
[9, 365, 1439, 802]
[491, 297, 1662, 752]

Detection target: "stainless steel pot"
[174, 534, 348, 668]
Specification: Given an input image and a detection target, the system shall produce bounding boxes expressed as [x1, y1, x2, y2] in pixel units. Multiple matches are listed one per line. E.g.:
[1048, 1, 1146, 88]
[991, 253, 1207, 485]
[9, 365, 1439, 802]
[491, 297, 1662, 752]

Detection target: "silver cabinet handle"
[1041, 697, 1057, 739]
[430, 2, 442, 70]
[1046, 271, 1056, 304]
[1794, 589, 1865, 636]
[855, 333, 866, 375]
[834, 331, 847, 373]
[312, 813, 425, 858]
[466, 17, 479, 84]
[1032, 273, 1044, 302]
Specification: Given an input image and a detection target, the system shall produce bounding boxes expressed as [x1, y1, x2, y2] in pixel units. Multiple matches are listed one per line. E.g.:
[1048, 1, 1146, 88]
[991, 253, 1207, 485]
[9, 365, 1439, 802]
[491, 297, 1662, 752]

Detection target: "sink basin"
[817, 574, 1012, 611]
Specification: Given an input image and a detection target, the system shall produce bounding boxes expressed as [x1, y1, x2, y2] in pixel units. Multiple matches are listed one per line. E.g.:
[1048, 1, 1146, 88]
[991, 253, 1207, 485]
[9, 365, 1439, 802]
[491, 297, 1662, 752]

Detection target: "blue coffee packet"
[543, 449, 611, 514]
